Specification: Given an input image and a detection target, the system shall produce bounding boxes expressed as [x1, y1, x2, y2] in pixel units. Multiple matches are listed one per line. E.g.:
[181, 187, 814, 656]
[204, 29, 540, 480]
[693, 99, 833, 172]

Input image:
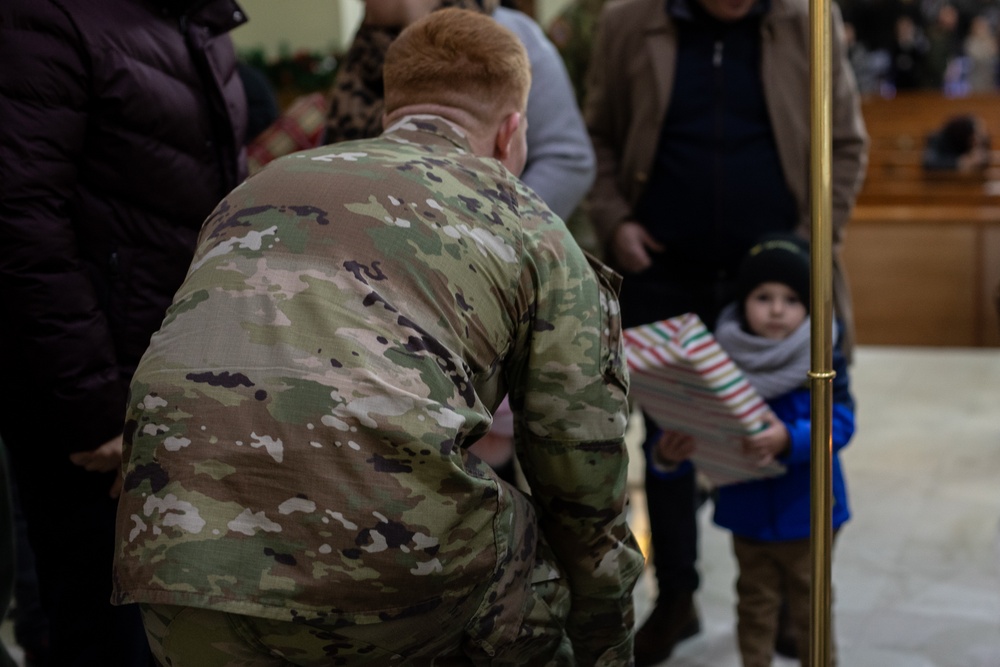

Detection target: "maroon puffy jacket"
[0, 0, 248, 453]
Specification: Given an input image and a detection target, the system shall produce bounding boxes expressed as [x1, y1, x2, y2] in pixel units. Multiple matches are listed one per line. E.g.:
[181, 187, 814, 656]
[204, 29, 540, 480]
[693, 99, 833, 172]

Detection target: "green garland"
[240, 48, 340, 95]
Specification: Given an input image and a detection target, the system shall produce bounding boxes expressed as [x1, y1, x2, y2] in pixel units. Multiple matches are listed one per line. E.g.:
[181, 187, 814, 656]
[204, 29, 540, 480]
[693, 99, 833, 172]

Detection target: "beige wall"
[536, 0, 573, 27]
[231, 0, 363, 57]
[231, 0, 574, 58]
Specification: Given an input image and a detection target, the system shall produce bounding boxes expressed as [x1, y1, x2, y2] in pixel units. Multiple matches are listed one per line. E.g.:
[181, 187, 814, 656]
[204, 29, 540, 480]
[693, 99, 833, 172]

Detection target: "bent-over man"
[113, 9, 643, 666]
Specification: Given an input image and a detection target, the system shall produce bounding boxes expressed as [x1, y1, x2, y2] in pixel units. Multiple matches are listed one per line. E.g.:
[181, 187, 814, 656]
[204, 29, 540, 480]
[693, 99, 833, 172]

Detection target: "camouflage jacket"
[113, 116, 643, 661]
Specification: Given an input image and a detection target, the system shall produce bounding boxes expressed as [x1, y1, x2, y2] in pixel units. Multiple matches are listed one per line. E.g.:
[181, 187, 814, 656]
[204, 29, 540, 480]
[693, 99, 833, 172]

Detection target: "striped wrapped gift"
[624, 313, 785, 486]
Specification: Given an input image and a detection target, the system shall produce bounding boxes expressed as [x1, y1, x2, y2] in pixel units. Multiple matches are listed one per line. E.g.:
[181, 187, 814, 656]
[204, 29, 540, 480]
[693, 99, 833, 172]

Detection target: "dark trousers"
[619, 263, 732, 601]
[642, 450, 701, 596]
[10, 473, 50, 662]
[3, 429, 151, 667]
[0, 440, 18, 667]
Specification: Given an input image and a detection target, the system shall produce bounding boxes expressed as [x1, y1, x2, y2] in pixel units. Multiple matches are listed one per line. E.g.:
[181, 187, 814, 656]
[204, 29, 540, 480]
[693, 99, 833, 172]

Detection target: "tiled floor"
[631, 346, 1000, 666]
[3, 346, 1000, 666]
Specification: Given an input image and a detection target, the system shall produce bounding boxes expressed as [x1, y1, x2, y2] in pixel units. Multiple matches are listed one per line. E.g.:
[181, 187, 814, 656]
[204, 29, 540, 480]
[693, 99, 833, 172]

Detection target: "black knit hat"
[735, 233, 811, 314]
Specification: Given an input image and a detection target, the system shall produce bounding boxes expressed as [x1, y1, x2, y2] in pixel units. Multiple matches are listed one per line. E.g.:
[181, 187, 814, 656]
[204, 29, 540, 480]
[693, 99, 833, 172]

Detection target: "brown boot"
[774, 597, 798, 659]
[633, 593, 701, 666]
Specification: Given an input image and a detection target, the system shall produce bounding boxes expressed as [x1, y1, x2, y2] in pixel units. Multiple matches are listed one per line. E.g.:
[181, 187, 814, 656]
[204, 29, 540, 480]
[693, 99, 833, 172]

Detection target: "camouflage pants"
[139, 486, 574, 666]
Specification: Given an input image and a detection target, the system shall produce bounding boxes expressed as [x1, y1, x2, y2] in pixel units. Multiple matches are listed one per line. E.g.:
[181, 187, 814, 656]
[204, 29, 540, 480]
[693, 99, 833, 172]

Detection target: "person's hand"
[957, 146, 991, 172]
[69, 434, 124, 498]
[610, 221, 664, 273]
[468, 431, 515, 469]
[654, 430, 696, 466]
[741, 414, 790, 467]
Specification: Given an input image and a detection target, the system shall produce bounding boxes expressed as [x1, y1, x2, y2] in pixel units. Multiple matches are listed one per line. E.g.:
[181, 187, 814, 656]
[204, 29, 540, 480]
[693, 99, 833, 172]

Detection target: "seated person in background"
[653, 233, 856, 667]
[889, 14, 930, 91]
[111, 9, 643, 666]
[922, 113, 992, 172]
[963, 14, 999, 94]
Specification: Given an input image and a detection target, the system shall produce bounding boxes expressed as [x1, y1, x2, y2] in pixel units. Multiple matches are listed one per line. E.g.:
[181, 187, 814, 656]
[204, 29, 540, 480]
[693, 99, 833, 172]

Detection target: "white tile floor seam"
[3, 346, 1000, 666]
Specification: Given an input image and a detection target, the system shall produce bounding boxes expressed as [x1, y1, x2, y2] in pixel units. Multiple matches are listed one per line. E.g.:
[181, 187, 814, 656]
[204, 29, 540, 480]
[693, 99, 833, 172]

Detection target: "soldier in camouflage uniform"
[112, 9, 644, 666]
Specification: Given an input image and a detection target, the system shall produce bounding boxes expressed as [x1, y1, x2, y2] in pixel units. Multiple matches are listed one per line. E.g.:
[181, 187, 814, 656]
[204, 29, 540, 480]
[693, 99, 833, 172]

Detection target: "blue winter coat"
[712, 344, 855, 541]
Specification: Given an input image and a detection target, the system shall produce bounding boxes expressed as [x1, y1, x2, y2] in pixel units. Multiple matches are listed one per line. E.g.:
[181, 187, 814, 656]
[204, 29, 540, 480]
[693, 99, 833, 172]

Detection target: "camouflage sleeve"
[506, 218, 644, 666]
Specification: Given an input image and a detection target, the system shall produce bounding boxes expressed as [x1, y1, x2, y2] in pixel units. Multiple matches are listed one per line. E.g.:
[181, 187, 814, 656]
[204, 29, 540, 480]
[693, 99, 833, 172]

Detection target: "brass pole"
[808, 0, 835, 665]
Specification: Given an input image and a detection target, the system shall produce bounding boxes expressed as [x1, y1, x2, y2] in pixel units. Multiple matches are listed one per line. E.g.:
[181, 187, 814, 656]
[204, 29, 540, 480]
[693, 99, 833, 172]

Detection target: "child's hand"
[655, 430, 696, 466]
[741, 413, 790, 467]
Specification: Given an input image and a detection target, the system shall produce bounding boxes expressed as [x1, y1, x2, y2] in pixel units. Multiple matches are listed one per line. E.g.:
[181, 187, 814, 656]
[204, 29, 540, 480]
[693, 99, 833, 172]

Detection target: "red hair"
[384, 8, 530, 128]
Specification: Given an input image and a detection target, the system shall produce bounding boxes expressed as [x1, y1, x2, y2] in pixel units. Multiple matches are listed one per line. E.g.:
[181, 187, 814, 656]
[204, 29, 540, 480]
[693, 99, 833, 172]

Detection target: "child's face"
[744, 282, 807, 340]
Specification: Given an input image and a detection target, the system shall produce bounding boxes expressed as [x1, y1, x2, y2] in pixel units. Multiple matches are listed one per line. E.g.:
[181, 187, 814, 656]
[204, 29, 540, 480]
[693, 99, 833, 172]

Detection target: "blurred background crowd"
[238, 0, 1000, 105]
[838, 0, 1000, 96]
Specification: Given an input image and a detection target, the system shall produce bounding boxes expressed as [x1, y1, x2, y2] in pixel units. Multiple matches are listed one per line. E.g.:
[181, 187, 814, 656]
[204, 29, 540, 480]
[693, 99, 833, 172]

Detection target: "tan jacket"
[584, 0, 869, 352]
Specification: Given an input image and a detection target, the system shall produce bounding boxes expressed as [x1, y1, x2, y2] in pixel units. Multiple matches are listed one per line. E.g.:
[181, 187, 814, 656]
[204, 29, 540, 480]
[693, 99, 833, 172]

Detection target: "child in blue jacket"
[652, 233, 856, 667]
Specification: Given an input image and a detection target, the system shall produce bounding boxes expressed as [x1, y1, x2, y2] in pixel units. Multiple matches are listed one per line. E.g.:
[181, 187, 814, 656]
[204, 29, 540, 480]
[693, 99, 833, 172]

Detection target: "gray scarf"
[713, 303, 836, 400]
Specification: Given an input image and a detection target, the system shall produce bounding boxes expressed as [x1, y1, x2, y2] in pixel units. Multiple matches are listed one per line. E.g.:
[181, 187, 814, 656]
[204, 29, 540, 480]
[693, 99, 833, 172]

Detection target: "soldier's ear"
[493, 111, 521, 162]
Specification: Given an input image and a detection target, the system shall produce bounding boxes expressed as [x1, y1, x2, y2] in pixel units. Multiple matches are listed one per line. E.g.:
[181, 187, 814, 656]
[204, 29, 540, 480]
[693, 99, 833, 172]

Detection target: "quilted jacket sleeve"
[0, 1, 126, 452]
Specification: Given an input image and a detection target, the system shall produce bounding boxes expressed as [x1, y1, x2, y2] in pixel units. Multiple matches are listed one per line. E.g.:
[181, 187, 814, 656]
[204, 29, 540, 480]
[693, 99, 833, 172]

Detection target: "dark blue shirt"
[635, 0, 798, 278]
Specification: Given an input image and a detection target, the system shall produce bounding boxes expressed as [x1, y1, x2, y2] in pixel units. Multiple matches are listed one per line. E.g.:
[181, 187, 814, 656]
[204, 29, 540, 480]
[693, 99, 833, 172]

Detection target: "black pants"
[3, 428, 151, 667]
[9, 472, 49, 659]
[0, 440, 18, 667]
[618, 262, 732, 600]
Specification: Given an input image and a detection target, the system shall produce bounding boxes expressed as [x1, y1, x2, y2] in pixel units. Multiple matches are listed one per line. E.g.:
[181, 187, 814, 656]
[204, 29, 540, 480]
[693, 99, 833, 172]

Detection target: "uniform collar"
[382, 115, 476, 155]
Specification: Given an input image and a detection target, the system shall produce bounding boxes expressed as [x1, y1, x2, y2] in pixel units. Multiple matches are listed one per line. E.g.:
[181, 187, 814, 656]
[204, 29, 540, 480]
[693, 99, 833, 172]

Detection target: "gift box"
[246, 92, 328, 176]
[624, 313, 785, 486]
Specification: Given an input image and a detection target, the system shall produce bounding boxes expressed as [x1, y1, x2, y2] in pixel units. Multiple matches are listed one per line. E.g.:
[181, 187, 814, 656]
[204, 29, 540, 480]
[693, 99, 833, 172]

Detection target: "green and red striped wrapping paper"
[623, 313, 786, 486]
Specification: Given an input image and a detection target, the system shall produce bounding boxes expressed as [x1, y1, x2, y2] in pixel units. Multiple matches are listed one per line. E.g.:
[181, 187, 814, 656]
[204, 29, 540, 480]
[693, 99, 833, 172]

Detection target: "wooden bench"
[860, 91, 1000, 139]
[858, 92, 1000, 206]
[844, 204, 1000, 347]
[843, 92, 1000, 347]
[858, 180, 1000, 207]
